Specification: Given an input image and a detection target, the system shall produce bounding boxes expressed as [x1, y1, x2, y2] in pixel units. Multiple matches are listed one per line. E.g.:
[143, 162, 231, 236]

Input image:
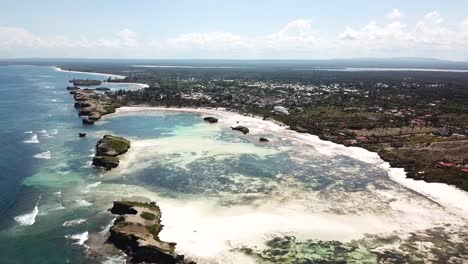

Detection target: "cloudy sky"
[1, 0, 468, 60]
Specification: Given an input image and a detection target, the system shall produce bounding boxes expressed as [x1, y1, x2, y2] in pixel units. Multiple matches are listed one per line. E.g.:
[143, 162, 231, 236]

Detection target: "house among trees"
[436, 161, 456, 168]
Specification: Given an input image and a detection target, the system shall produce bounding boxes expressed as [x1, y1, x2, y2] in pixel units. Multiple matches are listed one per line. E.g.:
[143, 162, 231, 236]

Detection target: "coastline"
[53, 66, 126, 79]
[102, 82, 149, 89]
[55, 66, 149, 89]
[108, 106, 468, 219]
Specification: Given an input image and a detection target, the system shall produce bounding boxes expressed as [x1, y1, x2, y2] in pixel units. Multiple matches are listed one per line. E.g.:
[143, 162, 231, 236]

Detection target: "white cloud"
[97, 29, 138, 48]
[463, 18, 468, 29]
[338, 21, 409, 44]
[387, 9, 403, 20]
[162, 20, 320, 58]
[167, 31, 248, 51]
[336, 10, 468, 58]
[424, 11, 444, 24]
[116, 29, 138, 47]
[263, 19, 319, 49]
[1, 11, 468, 60]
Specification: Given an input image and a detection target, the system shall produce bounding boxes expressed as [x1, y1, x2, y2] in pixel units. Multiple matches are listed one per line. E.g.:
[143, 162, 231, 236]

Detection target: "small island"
[92, 135, 130, 170]
[70, 79, 102, 86]
[107, 201, 192, 264]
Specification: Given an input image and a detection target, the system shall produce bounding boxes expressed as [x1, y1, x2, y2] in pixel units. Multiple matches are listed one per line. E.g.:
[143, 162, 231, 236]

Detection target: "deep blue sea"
[0, 65, 466, 264]
[0, 66, 145, 263]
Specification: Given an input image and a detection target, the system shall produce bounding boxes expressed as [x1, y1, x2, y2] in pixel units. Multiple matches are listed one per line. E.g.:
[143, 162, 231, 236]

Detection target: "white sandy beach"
[102, 81, 149, 89]
[53, 66, 126, 79]
[53, 67, 149, 88]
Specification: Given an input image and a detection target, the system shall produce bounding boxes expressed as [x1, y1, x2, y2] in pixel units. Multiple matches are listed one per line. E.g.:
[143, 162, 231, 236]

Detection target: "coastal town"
[64, 66, 468, 191]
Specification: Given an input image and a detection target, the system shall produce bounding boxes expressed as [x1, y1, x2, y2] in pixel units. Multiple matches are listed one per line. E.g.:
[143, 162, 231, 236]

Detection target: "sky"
[1, 0, 468, 60]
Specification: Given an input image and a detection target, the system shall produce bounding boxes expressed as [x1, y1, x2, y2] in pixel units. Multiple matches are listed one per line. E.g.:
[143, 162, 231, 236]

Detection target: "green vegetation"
[146, 224, 162, 237]
[421, 168, 468, 191]
[103, 135, 131, 153]
[140, 211, 156, 221]
[116, 221, 131, 228]
[103, 104, 118, 114]
[119, 201, 160, 211]
[94, 155, 119, 163]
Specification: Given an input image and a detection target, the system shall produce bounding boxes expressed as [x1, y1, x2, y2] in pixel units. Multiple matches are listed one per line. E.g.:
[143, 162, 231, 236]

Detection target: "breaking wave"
[75, 199, 92, 207]
[83, 181, 101, 193]
[63, 218, 87, 227]
[65, 231, 89, 245]
[14, 195, 41, 226]
[23, 134, 39, 144]
[33, 151, 51, 159]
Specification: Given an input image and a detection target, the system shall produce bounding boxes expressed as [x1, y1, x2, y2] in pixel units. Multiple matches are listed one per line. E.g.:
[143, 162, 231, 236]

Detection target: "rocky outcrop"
[79, 132, 87, 137]
[232, 125, 249, 134]
[203, 117, 218, 123]
[107, 201, 193, 264]
[74, 92, 90, 101]
[92, 156, 119, 170]
[74, 101, 92, 108]
[110, 201, 138, 215]
[95, 135, 130, 156]
[95, 87, 111, 91]
[67, 87, 119, 125]
[92, 135, 130, 170]
[70, 79, 102, 86]
[82, 118, 95, 125]
[259, 137, 269, 142]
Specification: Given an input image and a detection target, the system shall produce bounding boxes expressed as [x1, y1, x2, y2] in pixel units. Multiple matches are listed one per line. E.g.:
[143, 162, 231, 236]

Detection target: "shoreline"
[108, 106, 468, 219]
[55, 66, 149, 89]
[53, 66, 126, 79]
[102, 81, 149, 89]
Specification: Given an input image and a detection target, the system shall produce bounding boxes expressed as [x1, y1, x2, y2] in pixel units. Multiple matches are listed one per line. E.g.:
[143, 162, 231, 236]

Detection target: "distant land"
[3, 57, 468, 71]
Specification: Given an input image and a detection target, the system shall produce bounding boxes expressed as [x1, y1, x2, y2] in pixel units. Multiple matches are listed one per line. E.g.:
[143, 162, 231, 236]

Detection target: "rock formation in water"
[70, 79, 102, 86]
[107, 201, 194, 264]
[232, 125, 249, 134]
[259, 137, 269, 142]
[95, 87, 111, 91]
[92, 135, 130, 170]
[66, 86, 80, 91]
[203, 116, 218, 123]
[67, 87, 120, 125]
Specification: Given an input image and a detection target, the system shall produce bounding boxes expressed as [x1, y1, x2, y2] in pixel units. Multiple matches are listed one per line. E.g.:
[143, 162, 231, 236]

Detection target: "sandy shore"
[53, 66, 126, 79]
[54, 67, 149, 88]
[109, 106, 468, 219]
[102, 82, 149, 89]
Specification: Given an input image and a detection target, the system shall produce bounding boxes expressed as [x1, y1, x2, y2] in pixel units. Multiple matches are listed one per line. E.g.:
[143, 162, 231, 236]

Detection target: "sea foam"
[63, 218, 87, 227]
[65, 231, 89, 245]
[33, 151, 51, 159]
[75, 199, 92, 207]
[83, 181, 101, 193]
[14, 195, 41, 226]
[23, 134, 39, 144]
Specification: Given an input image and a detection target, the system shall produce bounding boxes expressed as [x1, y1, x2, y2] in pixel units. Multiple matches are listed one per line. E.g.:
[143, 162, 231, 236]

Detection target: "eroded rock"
[107, 201, 193, 264]
[232, 126, 249, 134]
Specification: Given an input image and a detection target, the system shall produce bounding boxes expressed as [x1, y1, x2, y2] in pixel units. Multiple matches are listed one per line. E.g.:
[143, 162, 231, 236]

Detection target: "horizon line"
[1, 57, 467, 62]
